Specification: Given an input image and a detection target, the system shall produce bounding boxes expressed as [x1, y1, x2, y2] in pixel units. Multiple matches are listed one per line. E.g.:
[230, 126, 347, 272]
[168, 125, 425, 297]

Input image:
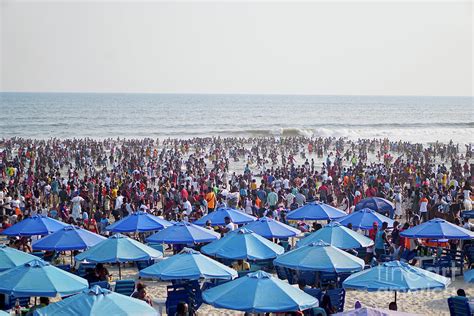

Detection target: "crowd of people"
[0, 136, 473, 313]
[0, 136, 472, 252]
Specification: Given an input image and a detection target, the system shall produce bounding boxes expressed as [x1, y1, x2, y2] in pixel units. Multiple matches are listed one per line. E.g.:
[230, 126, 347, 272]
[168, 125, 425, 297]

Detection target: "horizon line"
[1, 91, 472, 98]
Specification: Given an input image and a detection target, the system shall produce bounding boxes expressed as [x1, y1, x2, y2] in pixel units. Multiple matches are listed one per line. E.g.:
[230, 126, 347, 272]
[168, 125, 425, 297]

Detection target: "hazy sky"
[1, 1, 472, 96]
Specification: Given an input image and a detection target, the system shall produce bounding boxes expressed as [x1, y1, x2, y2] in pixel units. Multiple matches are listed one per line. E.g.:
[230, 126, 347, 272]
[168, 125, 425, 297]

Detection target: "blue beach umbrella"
[194, 207, 256, 226]
[297, 222, 374, 249]
[106, 211, 172, 233]
[75, 233, 163, 263]
[286, 202, 347, 221]
[202, 270, 318, 312]
[337, 208, 394, 230]
[139, 248, 237, 281]
[32, 225, 106, 251]
[201, 228, 284, 260]
[343, 260, 451, 302]
[242, 216, 301, 238]
[146, 221, 220, 244]
[274, 241, 364, 273]
[2, 215, 68, 236]
[0, 259, 88, 297]
[355, 197, 394, 214]
[33, 285, 158, 316]
[400, 218, 474, 240]
[0, 244, 38, 272]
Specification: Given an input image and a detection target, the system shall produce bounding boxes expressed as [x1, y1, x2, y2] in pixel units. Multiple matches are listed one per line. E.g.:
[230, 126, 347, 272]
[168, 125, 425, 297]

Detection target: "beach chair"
[114, 279, 135, 296]
[304, 288, 323, 301]
[275, 265, 287, 280]
[89, 281, 111, 290]
[326, 288, 345, 312]
[76, 262, 96, 277]
[56, 264, 71, 272]
[319, 272, 337, 289]
[337, 272, 352, 287]
[465, 246, 474, 269]
[135, 259, 154, 270]
[285, 268, 298, 285]
[146, 243, 164, 253]
[307, 307, 327, 316]
[297, 270, 317, 287]
[447, 296, 472, 316]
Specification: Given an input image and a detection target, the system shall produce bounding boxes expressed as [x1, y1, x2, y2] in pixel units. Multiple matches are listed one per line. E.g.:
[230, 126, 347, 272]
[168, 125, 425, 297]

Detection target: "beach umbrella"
[1, 215, 68, 236]
[274, 241, 364, 273]
[333, 307, 418, 316]
[343, 260, 451, 302]
[286, 202, 347, 221]
[0, 244, 38, 272]
[146, 221, 220, 244]
[194, 207, 256, 226]
[464, 269, 474, 283]
[33, 285, 157, 316]
[75, 234, 163, 278]
[0, 259, 88, 297]
[336, 208, 394, 230]
[139, 248, 237, 281]
[202, 270, 318, 312]
[242, 216, 301, 238]
[106, 211, 172, 233]
[297, 222, 374, 249]
[32, 225, 106, 251]
[201, 228, 284, 260]
[0, 311, 8, 316]
[355, 197, 394, 214]
[400, 218, 474, 240]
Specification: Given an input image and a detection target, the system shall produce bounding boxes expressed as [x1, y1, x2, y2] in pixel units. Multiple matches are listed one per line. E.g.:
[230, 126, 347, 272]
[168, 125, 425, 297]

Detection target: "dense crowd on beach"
[0, 136, 473, 314]
[0, 136, 472, 247]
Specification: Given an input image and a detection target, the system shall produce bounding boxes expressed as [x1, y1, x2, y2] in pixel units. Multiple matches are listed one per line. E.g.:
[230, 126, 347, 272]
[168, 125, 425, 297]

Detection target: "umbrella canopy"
[139, 248, 237, 281]
[343, 260, 450, 293]
[286, 202, 347, 221]
[106, 211, 172, 233]
[33, 285, 157, 316]
[400, 218, 474, 240]
[2, 215, 68, 236]
[355, 197, 394, 214]
[297, 222, 374, 249]
[75, 233, 163, 263]
[202, 270, 318, 312]
[0, 244, 39, 272]
[333, 307, 418, 316]
[337, 208, 394, 230]
[146, 221, 220, 244]
[32, 225, 106, 251]
[242, 217, 301, 238]
[463, 269, 474, 283]
[201, 228, 284, 260]
[274, 241, 364, 273]
[194, 207, 256, 226]
[0, 259, 88, 297]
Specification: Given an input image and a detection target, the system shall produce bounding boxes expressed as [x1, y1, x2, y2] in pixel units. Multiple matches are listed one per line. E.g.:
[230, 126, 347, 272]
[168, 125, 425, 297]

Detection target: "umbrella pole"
[394, 291, 397, 303]
[119, 263, 122, 279]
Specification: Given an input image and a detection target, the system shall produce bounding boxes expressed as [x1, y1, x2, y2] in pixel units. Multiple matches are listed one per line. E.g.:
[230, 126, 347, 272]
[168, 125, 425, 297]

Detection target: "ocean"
[0, 92, 472, 144]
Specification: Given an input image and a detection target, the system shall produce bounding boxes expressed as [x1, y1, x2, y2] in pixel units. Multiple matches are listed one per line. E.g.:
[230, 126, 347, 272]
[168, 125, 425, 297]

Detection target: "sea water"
[0, 92, 472, 144]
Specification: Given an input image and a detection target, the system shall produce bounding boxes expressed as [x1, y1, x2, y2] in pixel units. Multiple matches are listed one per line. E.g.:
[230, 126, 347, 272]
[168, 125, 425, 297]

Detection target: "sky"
[1, 1, 472, 96]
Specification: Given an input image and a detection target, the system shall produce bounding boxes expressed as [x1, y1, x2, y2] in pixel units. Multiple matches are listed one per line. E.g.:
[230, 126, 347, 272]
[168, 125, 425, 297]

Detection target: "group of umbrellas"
[1, 197, 473, 314]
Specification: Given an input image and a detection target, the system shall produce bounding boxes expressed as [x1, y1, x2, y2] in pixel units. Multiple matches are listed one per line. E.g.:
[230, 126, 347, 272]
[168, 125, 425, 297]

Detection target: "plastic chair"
[76, 262, 96, 277]
[55, 264, 71, 272]
[89, 281, 111, 289]
[447, 296, 472, 316]
[114, 279, 136, 296]
[319, 272, 338, 289]
[275, 265, 287, 280]
[147, 243, 164, 253]
[297, 270, 317, 287]
[326, 288, 346, 312]
[136, 260, 154, 270]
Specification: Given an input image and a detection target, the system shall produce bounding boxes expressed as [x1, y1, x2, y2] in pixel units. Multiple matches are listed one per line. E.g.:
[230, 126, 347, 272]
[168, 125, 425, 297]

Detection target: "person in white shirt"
[182, 198, 192, 216]
[222, 216, 236, 235]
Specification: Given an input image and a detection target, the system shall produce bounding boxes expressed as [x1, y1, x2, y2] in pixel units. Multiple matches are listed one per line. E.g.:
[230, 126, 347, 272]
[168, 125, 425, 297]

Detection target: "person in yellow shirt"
[232, 259, 250, 271]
